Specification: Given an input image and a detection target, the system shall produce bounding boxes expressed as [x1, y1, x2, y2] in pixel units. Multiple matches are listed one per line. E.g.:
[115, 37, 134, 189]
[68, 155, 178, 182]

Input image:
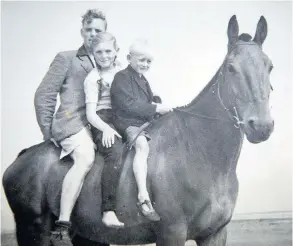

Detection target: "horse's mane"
[175, 66, 223, 111]
[17, 148, 28, 157]
[175, 32, 253, 112]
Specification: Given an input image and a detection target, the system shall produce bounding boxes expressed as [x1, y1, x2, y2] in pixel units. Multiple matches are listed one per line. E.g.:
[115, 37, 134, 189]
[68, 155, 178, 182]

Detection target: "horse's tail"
[17, 148, 28, 157]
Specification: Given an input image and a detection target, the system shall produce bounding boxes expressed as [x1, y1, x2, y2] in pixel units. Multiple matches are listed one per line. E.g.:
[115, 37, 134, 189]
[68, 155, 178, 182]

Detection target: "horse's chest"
[189, 176, 238, 235]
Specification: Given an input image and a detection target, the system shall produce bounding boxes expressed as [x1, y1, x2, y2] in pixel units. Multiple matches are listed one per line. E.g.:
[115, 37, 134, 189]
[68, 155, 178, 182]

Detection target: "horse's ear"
[227, 15, 239, 45]
[253, 16, 267, 46]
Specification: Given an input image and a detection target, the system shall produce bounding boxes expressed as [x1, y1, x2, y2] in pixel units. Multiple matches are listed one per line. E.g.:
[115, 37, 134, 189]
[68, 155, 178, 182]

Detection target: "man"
[35, 9, 107, 246]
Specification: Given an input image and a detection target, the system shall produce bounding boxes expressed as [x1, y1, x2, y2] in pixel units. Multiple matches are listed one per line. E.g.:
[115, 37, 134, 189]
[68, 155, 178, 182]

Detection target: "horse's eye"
[228, 64, 236, 73]
[270, 84, 274, 91]
[269, 64, 274, 72]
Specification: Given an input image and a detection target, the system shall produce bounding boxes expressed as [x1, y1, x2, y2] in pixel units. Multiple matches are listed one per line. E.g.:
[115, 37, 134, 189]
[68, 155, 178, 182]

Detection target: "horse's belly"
[63, 150, 157, 244]
[79, 224, 157, 245]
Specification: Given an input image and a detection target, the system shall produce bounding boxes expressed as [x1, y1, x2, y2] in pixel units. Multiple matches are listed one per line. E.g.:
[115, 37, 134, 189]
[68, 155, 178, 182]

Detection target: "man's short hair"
[82, 9, 107, 29]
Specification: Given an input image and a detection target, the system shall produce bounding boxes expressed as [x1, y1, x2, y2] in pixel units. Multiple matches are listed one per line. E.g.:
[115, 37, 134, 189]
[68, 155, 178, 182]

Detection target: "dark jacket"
[110, 65, 158, 133]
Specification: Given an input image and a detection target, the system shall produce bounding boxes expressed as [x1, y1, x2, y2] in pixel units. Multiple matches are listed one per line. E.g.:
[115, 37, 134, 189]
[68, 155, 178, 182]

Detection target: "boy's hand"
[155, 104, 173, 115]
[102, 126, 121, 148]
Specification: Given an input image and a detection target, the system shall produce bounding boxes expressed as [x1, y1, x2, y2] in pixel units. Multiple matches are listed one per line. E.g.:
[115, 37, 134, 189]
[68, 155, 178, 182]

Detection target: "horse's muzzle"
[245, 118, 274, 143]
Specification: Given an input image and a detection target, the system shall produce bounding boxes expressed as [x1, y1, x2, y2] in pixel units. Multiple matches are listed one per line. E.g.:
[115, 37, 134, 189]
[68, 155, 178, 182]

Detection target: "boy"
[110, 39, 172, 221]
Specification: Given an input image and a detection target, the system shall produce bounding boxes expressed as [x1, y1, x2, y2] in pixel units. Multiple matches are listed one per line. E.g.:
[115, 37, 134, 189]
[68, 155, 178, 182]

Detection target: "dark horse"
[3, 15, 274, 246]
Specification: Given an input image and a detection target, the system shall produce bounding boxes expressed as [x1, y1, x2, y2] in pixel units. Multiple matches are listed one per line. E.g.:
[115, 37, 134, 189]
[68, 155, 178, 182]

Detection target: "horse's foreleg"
[196, 226, 227, 246]
[156, 222, 187, 246]
[15, 212, 52, 246]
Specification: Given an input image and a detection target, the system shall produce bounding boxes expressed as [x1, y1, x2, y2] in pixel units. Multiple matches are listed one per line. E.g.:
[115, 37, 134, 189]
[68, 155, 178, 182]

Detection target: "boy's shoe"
[137, 200, 160, 221]
[50, 220, 73, 246]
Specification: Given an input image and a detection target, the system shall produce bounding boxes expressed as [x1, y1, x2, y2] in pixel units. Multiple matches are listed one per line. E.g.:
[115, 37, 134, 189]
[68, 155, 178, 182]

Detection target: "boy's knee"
[135, 136, 149, 153]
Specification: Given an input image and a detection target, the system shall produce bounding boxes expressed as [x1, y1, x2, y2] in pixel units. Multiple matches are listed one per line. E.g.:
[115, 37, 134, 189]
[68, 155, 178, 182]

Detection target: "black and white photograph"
[1, 1, 292, 246]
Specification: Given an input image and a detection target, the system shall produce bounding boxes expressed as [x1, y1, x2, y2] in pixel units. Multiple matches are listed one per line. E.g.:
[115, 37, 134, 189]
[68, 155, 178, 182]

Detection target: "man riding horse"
[34, 9, 127, 245]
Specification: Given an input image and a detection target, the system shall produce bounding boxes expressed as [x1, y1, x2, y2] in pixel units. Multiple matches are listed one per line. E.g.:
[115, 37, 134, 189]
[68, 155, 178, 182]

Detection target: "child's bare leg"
[133, 136, 150, 208]
[133, 136, 159, 221]
[100, 136, 125, 228]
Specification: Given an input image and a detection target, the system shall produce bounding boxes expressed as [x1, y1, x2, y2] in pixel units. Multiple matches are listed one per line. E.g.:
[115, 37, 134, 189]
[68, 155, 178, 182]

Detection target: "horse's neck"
[181, 72, 243, 171]
[186, 70, 227, 119]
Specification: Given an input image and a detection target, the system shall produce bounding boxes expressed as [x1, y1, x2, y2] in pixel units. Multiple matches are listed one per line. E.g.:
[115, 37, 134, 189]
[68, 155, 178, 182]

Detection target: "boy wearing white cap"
[110, 39, 172, 221]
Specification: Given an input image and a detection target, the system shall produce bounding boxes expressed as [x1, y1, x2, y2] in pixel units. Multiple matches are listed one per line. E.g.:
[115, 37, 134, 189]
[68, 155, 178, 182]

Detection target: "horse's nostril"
[248, 119, 255, 129]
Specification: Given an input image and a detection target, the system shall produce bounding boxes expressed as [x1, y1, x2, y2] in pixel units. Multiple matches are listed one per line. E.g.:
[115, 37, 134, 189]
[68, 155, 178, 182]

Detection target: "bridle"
[216, 65, 244, 129]
[175, 42, 263, 129]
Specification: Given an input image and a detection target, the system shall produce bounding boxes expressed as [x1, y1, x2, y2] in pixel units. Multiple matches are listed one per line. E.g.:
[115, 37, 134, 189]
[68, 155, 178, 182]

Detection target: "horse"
[3, 15, 274, 246]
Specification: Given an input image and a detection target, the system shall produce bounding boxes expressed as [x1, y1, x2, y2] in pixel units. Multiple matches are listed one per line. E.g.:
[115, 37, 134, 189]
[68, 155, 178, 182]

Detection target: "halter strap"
[175, 42, 259, 128]
[216, 67, 244, 128]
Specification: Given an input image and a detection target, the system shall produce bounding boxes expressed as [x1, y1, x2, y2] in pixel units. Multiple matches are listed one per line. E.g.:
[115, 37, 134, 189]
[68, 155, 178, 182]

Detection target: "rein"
[174, 64, 244, 129]
[174, 43, 260, 129]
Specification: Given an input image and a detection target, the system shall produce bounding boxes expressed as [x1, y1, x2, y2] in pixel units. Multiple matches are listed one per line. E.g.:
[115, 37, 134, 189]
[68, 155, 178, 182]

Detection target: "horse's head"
[221, 15, 274, 143]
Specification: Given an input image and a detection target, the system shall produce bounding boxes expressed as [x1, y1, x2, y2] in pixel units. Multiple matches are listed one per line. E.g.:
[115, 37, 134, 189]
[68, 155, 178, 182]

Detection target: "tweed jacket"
[110, 65, 158, 133]
[34, 46, 95, 142]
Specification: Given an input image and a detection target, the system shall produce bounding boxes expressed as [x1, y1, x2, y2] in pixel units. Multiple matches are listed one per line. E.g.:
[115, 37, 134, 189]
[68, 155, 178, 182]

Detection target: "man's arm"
[34, 52, 70, 140]
[110, 73, 157, 120]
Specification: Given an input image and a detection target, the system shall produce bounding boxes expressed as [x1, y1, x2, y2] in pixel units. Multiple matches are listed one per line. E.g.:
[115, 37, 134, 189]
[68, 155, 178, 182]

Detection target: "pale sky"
[1, 1, 292, 232]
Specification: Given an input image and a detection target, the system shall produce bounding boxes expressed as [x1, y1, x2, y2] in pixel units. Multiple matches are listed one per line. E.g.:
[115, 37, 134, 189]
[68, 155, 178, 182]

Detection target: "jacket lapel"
[127, 65, 152, 100]
[133, 76, 150, 99]
[77, 45, 95, 73]
[140, 76, 153, 101]
[144, 79, 154, 101]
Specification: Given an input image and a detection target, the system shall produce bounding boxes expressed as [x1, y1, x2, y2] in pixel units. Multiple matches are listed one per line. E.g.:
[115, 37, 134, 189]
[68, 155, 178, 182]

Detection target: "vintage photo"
[1, 1, 292, 246]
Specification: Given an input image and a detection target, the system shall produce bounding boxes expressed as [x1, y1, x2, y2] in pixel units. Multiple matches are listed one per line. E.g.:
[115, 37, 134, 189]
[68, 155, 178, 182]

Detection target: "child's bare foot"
[102, 211, 124, 228]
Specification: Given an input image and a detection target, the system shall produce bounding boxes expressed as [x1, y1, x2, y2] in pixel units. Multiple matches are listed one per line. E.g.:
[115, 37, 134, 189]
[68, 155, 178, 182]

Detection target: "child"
[110, 39, 172, 221]
[84, 32, 124, 228]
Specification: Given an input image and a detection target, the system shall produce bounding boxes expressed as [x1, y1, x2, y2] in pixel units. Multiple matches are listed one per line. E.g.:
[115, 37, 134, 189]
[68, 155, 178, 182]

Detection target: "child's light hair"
[82, 9, 107, 29]
[129, 39, 154, 58]
[90, 32, 119, 52]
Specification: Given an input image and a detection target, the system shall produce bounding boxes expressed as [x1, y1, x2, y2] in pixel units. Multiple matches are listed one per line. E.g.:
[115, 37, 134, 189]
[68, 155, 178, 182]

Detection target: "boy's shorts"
[125, 126, 151, 144]
[59, 125, 96, 159]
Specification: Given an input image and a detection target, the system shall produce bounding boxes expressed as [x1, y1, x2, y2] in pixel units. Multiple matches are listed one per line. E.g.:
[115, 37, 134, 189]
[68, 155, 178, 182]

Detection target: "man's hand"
[155, 103, 173, 115]
[102, 126, 121, 148]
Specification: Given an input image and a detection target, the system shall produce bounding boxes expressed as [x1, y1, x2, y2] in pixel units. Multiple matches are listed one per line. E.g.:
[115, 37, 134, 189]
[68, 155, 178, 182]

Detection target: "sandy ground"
[1, 219, 292, 246]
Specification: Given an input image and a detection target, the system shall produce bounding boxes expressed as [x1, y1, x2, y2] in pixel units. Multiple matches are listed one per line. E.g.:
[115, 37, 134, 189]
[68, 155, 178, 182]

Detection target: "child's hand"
[102, 126, 121, 148]
[155, 104, 173, 115]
